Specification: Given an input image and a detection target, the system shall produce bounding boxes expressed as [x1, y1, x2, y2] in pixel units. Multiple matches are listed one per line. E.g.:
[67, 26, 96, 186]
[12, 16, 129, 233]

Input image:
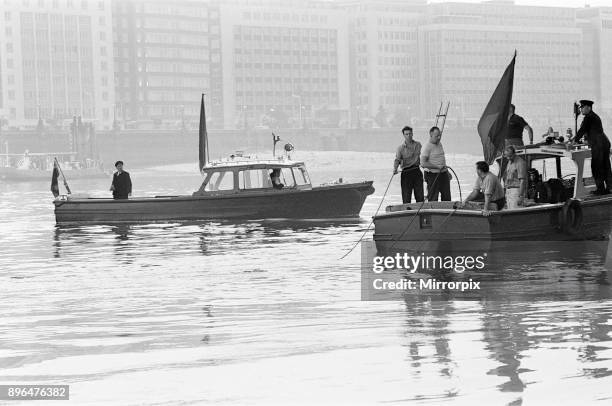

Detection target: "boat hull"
[54, 182, 374, 224]
[373, 196, 612, 254]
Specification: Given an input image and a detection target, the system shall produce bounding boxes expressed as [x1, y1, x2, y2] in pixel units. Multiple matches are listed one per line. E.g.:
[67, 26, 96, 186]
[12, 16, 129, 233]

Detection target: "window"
[204, 171, 234, 191]
[277, 168, 295, 188]
[293, 166, 310, 186]
[239, 169, 272, 189]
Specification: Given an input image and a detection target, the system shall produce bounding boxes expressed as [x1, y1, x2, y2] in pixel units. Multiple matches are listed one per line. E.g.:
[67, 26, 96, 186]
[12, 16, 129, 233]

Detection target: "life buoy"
[560, 199, 583, 234]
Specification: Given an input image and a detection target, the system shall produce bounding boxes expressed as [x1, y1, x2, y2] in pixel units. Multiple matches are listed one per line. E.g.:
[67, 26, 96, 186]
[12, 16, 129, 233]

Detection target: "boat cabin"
[501, 143, 597, 202]
[193, 157, 312, 196]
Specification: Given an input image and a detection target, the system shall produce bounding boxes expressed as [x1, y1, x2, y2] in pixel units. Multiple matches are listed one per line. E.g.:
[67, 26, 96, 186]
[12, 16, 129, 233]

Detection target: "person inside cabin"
[502, 145, 527, 209]
[461, 161, 506, 216]
[573, 99, 612, 195]
[506, 104, 534, 147]
[110, 160, 132, 199]
[270, 168, 284, 189]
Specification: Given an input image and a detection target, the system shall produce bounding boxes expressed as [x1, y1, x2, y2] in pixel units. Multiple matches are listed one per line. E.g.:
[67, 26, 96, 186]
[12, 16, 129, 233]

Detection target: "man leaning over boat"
[460, 161, 505, 216]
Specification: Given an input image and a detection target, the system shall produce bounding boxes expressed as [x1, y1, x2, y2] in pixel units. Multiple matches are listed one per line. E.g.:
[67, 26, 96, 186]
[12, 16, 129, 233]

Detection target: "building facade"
[578, 6, 612, 119]
[343, 0, 425, 126]
[0, 0, 115, 129]
[416, 2, 582, 130]
[112, 0, 223, 128]
[218, 0, 350, 129]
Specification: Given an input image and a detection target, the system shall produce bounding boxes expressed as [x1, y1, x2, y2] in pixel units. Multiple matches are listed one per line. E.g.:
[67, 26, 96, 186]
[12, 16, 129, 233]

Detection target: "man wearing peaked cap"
[574, 100, 612, 195]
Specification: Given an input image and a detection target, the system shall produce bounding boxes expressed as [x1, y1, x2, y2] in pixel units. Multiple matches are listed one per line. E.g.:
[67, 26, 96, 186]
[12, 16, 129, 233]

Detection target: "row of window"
[203, 167, 310, 192]
[9, 0, 106, 11]
[234, 63, 338, 72]
[242, 11, 329, 25]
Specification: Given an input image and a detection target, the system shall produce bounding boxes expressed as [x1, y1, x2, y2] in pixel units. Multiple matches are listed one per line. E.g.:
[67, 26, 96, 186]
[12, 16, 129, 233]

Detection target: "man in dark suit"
[110, 160, 132, 199]
[574, 100, 612, 195]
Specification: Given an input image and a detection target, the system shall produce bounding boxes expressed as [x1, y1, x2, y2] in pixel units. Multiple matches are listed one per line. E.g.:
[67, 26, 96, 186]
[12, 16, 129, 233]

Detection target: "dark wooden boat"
[54, 158, 374, 224]
[373, 144, 612, 254]
[53, 95, 374, 224]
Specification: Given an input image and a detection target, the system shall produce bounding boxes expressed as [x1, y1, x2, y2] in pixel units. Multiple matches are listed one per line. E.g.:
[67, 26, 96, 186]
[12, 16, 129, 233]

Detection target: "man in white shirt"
[502, 145, 527, 209]
[461, 161, 506, 216]
[420, 126, 451, 201]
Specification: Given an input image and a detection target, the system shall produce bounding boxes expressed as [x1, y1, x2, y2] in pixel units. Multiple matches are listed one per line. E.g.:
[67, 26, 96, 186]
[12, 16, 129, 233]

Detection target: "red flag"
[51, 160, 60, 198]
[199, 94, 209, 171]
[478, 52, 516, 164]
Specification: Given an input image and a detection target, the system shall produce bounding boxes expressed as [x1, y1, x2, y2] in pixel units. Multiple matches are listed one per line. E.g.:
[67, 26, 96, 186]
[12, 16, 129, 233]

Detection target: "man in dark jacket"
[574, 100, 612, 195]
[110, 160, 132, 199]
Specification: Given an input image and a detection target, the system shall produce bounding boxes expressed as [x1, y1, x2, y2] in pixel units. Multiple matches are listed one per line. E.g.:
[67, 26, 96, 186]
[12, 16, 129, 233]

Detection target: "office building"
[0, 0, 115, 129]
[417, 1, 582, 130]
[342, 0, 425, 125]
[578, 6, 612, 118]
[113, 0, 223, 128]
[218, 0, 350, 129]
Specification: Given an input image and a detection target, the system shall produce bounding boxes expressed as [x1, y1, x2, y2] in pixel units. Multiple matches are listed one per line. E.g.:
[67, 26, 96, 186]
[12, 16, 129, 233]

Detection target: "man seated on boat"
[460, 161, 506, 216]
[110, 161, 132, 199]
[502, 145, 527, 209]
[270, 168, 284, 189]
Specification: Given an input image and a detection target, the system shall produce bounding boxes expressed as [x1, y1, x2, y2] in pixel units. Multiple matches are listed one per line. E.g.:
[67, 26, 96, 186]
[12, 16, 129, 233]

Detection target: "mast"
[199, 93, 209, 171]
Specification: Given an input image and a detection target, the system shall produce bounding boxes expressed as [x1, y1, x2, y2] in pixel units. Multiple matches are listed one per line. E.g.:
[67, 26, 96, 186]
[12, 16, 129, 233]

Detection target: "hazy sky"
[430, 0, 610, 7]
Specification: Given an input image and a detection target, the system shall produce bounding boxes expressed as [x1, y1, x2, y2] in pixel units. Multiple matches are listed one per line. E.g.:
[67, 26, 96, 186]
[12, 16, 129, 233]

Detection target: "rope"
[388, 165, 463, 252]
[339, 173, 395, 259]
[340, 165, 464, 258]
[446, 166, 462, 202]
[388, 171, 442, 251]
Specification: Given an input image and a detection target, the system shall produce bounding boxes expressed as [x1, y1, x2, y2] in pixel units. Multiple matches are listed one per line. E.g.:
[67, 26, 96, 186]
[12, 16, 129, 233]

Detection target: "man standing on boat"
[393, 126, 423, 203]
[421, 126, 451, 201]
[574, 100, 612, 195]
[461, 161, 505, 216]
[506, 104, 534, 147]
[502, 145, 527, 208]
[110, 160, 132, 199]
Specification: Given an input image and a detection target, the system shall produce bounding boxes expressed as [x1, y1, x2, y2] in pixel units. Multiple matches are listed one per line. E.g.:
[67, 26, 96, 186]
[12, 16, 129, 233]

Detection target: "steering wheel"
[561, 174, 575, 179]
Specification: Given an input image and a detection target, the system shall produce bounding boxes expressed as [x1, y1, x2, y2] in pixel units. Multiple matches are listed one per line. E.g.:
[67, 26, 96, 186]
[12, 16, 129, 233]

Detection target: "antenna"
[272, 132, 280, 157]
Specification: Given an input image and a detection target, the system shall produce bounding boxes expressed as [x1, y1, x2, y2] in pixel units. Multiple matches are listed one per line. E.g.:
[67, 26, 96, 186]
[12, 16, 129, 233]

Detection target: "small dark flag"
[198, 94, 209, 172]
[478, 52, 516, 164]
[51, 160, 60, 198]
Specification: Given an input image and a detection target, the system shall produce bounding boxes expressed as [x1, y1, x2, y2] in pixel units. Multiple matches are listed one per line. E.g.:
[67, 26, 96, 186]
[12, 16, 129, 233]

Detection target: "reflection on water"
[1, 152, 611, 405]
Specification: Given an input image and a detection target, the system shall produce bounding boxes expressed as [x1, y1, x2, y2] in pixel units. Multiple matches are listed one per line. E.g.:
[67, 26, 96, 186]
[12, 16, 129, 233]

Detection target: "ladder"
[434, 101, 451, 135]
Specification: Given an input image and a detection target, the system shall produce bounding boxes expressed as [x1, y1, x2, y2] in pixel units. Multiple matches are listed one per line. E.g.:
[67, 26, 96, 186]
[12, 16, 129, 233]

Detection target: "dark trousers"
[400, 167, 424, 203]
[591, 135, 612, 192]
[424, 171, 451, 201]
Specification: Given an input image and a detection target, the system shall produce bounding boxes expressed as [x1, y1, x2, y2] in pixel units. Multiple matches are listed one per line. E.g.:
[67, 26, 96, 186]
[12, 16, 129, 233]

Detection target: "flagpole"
[54, 157, 72, 195]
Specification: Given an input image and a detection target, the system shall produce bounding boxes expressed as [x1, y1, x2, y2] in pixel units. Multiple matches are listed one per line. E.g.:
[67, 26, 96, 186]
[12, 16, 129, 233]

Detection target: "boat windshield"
[293, 165, 311, 186]
[239, 169, 273, 189]
[204, 171, 234, 191]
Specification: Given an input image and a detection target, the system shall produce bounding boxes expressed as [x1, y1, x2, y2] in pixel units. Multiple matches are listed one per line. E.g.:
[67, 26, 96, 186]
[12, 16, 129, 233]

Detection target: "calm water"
[0, 151, 611, 405]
